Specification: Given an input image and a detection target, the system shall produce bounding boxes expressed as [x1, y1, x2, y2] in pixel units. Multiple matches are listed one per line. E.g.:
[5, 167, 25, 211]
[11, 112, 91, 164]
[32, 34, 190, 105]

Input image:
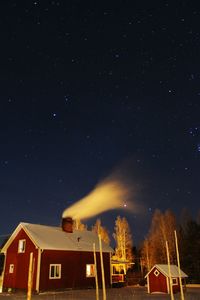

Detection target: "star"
[64, 96, 69, 103]
[0, 0, 199, 255]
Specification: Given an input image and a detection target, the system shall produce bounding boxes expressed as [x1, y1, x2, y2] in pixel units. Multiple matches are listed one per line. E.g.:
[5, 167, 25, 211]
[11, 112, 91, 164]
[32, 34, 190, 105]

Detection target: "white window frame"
[9, 264, 14, 273]
[49, 264, 61, 279]
[86, 264, 95, 277]
[18, 239, 26, 253]
[154, 269, 160, 277]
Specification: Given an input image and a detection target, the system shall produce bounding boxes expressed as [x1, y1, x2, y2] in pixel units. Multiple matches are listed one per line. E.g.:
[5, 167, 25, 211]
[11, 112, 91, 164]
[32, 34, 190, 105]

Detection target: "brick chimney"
[62, 217, 73, 233]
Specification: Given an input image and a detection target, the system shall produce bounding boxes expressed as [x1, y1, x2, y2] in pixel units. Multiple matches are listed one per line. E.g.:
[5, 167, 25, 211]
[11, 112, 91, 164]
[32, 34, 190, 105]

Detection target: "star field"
[1, 1, 200, 244]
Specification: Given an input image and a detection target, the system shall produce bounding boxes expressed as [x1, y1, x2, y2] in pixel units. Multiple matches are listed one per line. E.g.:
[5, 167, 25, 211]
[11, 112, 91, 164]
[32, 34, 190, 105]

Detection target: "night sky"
[1, 1, 200, 245]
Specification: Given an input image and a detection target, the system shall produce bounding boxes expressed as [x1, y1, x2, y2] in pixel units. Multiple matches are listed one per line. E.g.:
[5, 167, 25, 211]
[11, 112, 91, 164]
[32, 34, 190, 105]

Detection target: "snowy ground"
[0, 286, 199, 299]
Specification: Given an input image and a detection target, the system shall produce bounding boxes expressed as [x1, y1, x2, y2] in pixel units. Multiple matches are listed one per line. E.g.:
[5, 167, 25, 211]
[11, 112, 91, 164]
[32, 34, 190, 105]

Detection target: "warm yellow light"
[62, 179, 134, 220]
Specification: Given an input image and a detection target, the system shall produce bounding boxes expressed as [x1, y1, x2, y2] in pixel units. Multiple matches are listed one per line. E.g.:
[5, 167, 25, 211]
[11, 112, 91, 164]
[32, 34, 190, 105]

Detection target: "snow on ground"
[0, 286, 199, 299]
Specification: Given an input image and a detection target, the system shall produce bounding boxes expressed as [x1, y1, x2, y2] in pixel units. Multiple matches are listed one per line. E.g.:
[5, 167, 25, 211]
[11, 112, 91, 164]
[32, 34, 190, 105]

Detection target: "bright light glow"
[62, 178, 134, 220]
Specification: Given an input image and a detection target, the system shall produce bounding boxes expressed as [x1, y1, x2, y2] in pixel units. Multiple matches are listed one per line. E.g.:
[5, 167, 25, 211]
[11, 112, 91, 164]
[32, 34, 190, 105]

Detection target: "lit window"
[112, 266, 116, 274]
[172, 278, 178, 285]
[18, 240, 26, 253]
[49, 264, 61, 279]
[9, 264, 14, 273]
[86, 264, 95, 277]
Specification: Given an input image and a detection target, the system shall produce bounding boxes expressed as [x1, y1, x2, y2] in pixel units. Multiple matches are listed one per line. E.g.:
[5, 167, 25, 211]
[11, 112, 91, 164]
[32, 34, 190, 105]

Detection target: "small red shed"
[1, 220, 113, 293]
[145, 264, 187, 294]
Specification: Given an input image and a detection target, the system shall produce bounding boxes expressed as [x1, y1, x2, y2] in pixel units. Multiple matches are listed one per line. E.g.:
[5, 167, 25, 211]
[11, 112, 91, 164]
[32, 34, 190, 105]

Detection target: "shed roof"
[1, 222, 113, 253]
[145, 264, 188, 278]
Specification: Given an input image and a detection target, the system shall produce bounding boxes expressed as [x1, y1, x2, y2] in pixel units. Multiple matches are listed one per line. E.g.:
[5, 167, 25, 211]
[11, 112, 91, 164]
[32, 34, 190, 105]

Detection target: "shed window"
[9, 264, 14, 273]
[49, 264, 61, 279]
[154, 269, 160, 277]
[172, 278, 178, 285]
[18, 239, 26, 253]
[86, 264, 95, 277]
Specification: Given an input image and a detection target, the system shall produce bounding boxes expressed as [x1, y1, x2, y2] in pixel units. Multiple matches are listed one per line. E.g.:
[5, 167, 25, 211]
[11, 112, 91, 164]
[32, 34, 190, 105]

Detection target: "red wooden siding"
[3, 229, 38, 291]
[172, 279, 181, 294]
[148, 267, 181, 294]
[39, 250, 111, 291]
[148, 267, 168, 293]
[3, 228, 112, 292]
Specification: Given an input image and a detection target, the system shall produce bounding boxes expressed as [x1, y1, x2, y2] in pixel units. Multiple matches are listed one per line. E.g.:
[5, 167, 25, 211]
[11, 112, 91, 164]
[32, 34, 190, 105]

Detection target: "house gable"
[2, 228, 38, 291]
[145, 264, 188, 279]
[148, 266, 168, 293]
[1, 223, 38, 253]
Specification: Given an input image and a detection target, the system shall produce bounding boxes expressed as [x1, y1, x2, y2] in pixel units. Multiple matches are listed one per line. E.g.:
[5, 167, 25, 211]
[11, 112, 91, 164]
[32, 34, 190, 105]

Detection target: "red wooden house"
[1, 218, 113, 293]
[145, 264, 187, 294]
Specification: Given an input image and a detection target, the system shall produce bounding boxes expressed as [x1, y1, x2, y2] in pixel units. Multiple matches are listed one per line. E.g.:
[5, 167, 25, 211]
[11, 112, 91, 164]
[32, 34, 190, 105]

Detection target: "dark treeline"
[179, 215, 200, 283]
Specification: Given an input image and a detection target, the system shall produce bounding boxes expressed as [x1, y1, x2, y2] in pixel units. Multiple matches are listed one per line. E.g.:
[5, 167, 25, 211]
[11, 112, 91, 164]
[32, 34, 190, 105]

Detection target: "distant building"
[1, 219, 113, 293]
[145, 264, 188, 294]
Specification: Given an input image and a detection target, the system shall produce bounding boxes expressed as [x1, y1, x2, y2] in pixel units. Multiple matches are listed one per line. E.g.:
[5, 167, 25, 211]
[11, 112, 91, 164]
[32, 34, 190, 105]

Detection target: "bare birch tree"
[141, 209, 177, 270]
[73, 219, 87, 231]
[140, 238, 153, 272]
[113, 216, 133, 262]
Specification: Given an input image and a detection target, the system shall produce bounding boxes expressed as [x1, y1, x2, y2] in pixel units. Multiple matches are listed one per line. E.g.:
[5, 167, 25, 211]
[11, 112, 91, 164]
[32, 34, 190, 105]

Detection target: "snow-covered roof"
[145, 264, 188, 278]
[1, 222, 113, 253]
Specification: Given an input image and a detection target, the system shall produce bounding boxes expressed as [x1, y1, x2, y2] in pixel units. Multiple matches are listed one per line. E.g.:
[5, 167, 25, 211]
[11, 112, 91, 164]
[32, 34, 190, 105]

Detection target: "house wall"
[172, 279, 180, 294]
[3, 229, 38, 291]
[148, 267, 168, 293]
[39, 249, 111, 291]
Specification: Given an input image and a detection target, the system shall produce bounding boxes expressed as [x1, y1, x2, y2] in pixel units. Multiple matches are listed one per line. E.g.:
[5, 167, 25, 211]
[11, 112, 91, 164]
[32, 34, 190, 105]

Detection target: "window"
[154, 269, 160, 277]
[172, 278, 178, 285]
[9, 264, 14, 273]
[49, 264, 61, 279]
[18, 239, 26, 253]
[86, 264, 95, 277]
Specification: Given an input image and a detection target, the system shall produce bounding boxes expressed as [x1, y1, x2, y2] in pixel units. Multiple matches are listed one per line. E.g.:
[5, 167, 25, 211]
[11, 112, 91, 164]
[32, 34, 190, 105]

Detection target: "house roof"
[1, 222, 113, 253]
[145, 264, 188, 278]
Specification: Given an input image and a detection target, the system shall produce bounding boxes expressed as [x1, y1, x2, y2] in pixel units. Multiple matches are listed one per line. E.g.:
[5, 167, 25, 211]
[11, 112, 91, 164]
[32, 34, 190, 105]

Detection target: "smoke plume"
[62, 176, 135, 220]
